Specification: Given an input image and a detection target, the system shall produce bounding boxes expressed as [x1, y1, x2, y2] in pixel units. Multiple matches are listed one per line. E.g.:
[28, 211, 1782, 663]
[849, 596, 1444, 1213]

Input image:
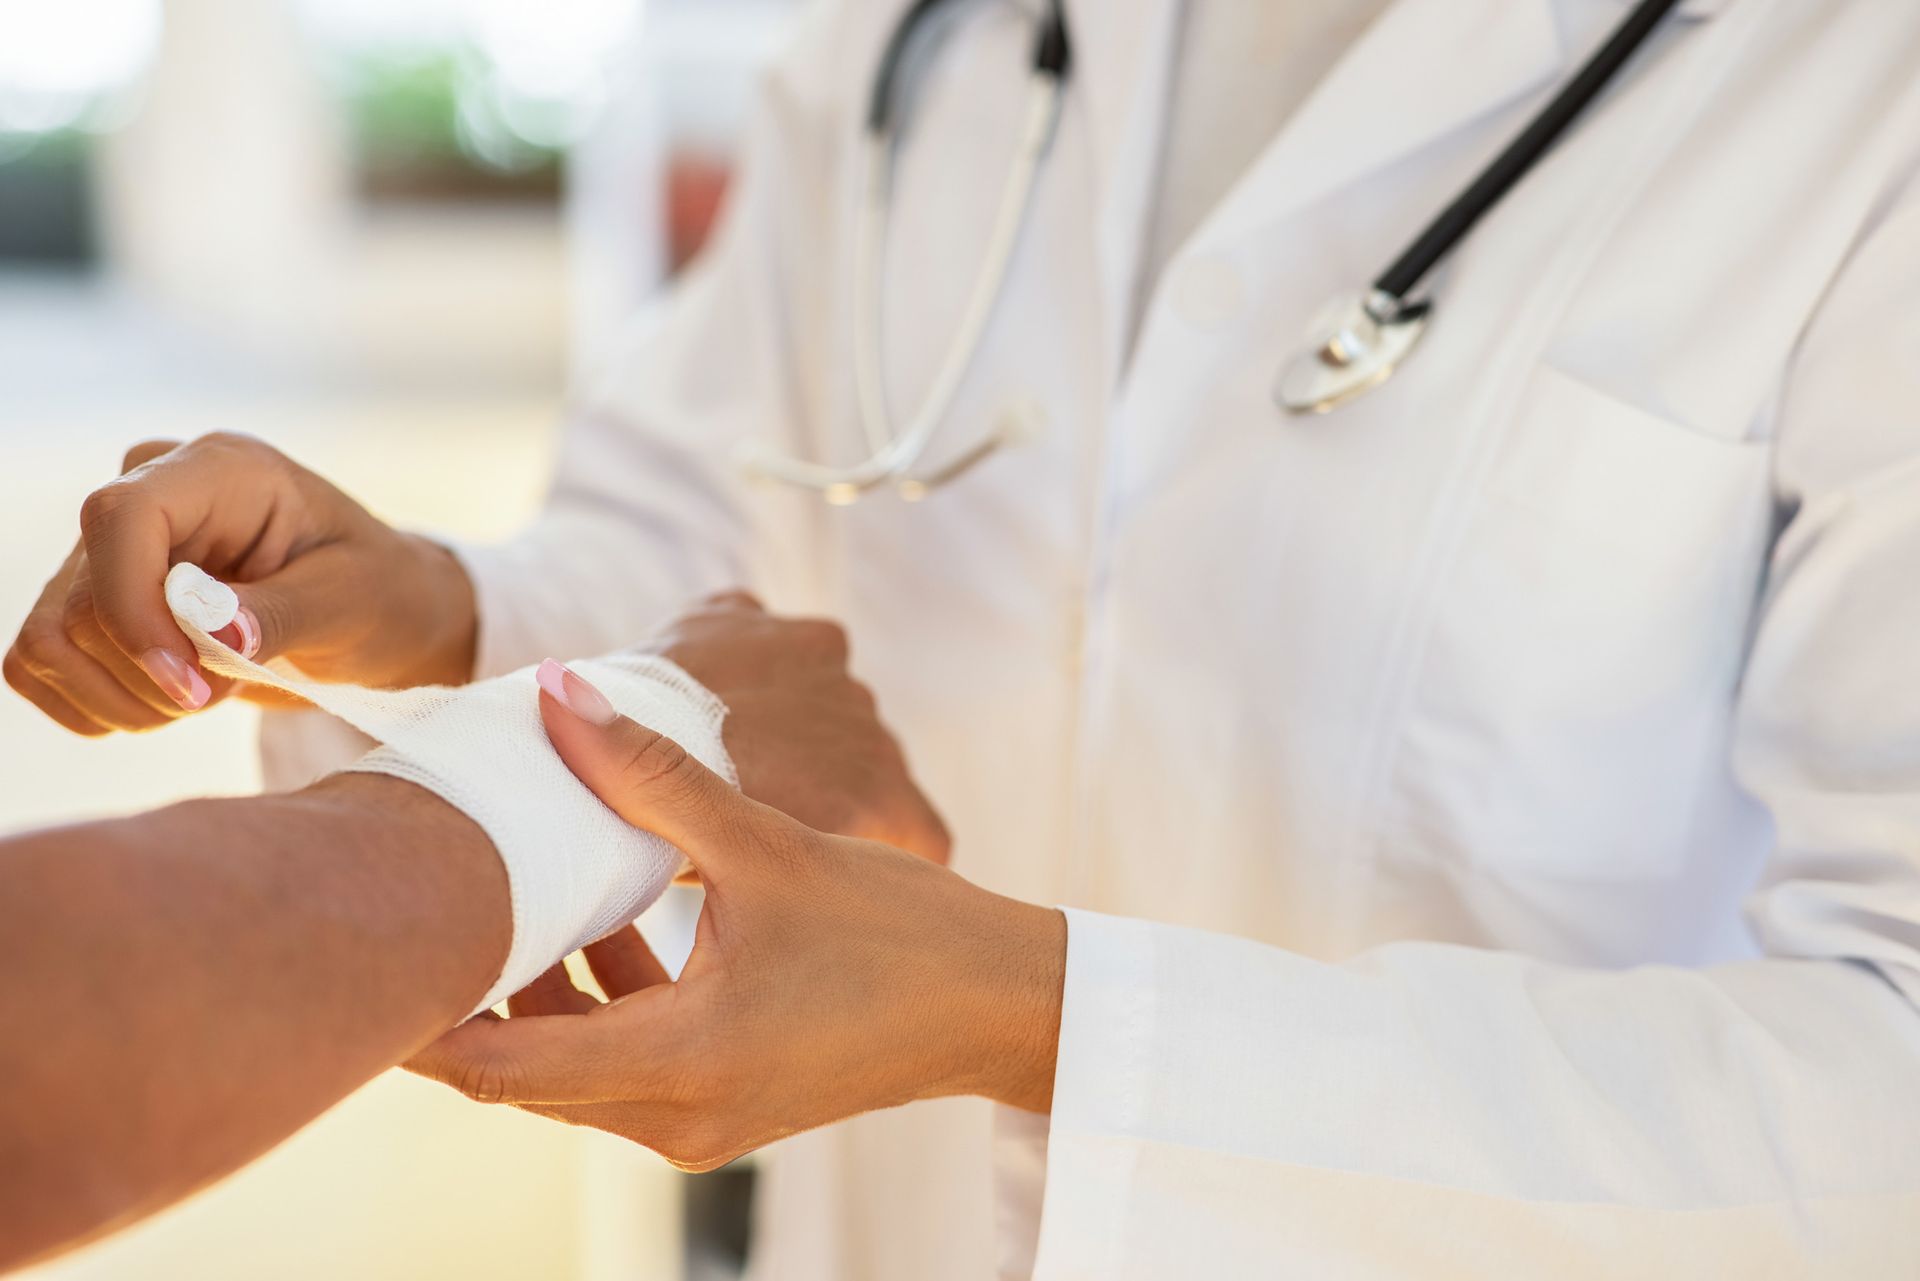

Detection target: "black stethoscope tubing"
[870, 0, 1680, 318]
[743, 0, 1685, 494]
[868, 0, 1072, 136]
[1374, 0, 1683, 316]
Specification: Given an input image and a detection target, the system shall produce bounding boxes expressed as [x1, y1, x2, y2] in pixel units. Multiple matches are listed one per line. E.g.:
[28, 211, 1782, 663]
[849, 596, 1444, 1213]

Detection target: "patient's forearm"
[0, 775, 508, 1272]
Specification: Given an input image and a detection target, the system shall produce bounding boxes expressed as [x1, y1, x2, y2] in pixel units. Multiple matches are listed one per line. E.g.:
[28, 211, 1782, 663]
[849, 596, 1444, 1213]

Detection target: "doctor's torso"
[785, 0, 1876, 963]
[614, 0, 1920, 1276]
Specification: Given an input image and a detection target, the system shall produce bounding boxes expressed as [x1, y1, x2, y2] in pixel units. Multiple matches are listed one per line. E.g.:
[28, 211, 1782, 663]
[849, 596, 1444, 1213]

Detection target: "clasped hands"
[408, 595, 1067, 1170]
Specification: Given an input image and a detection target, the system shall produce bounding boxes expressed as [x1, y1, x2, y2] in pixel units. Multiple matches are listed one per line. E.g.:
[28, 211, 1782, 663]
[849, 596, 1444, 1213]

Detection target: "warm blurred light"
[0, 0, 162, 141]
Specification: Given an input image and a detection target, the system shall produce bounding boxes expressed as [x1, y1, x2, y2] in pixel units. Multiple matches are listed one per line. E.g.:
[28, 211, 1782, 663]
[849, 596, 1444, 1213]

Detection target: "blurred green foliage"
[341, 51, 560, 193]
[0, 127, 91, 169]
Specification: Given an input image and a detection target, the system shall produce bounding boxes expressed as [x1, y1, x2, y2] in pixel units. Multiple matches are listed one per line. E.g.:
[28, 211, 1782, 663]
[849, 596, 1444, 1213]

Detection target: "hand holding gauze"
[166, 563, 735, 1016]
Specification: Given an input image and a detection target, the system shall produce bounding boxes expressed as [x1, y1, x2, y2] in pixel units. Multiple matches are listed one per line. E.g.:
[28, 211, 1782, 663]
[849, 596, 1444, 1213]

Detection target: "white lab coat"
[275, 0, 1920, 1274]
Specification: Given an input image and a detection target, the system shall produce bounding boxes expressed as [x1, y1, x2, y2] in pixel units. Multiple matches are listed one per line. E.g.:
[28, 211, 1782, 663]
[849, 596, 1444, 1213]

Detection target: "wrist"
[942, 891, 1066, 1112]
[396, 534, 478, 687]
[298, 773, 509, 1017]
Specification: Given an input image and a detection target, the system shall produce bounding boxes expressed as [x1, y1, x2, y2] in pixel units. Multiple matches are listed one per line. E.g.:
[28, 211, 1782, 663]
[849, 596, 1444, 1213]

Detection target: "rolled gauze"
[165, 562, 733, 1016]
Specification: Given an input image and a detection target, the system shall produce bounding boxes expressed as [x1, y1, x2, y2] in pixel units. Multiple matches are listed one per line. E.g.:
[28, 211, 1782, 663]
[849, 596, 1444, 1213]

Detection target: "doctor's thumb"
[535, 659, 765, 882]
[209, 548, 357, 670]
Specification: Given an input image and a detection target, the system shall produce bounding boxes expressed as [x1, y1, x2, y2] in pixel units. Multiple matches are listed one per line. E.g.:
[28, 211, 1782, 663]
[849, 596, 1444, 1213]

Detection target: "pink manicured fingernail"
[142, 648, 212, 711]
[210, 605, 262, 659]
[536, 658, 617, 725]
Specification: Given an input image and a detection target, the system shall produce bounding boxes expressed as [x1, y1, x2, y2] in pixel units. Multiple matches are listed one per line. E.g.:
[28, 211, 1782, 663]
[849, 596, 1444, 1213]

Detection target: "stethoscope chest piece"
[748, 0, 1679, 491]
[1275, 289, 1430, 415]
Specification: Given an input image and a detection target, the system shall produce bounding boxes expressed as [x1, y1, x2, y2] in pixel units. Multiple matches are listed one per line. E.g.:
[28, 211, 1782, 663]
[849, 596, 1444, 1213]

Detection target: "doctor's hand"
[407, 674, 1064, 1171]
[4, 434, 475, 733]
[647, 592, 950, 865]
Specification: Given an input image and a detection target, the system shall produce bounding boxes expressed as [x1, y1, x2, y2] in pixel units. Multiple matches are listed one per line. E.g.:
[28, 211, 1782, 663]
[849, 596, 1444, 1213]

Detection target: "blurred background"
[0, 0, 799, 1275]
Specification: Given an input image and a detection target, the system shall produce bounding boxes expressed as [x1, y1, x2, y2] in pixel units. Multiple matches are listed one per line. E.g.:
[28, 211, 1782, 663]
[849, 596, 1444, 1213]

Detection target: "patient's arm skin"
[0, 590, 947, 1272]
[0, 774, 506, 1275]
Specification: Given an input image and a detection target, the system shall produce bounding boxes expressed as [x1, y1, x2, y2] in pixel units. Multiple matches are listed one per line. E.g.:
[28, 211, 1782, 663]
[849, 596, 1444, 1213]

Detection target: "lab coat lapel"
[1197, 0, 1567, 251]
[1056, 0, 1738, 389]
[1195, 0, 1740, 253]
[1060, 0, 1180, 391]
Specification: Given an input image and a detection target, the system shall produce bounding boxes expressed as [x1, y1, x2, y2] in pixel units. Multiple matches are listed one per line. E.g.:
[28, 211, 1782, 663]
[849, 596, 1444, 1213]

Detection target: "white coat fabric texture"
[261, 0, 1920, 1275]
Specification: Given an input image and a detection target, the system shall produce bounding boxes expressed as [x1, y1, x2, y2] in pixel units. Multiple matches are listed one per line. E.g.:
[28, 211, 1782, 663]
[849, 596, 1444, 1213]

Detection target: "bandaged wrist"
[165, 563, 733, 1016]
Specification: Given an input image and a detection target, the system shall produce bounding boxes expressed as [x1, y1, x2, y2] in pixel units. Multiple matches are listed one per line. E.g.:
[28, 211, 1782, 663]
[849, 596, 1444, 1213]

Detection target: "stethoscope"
[740, 0, 1682, 505]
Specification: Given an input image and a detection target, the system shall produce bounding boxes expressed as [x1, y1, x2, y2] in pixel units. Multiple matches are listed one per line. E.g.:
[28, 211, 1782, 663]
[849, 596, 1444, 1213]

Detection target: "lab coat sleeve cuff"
[1032, 908, 1162, 1276]
[438, 502, 743, 682]
[248, 536, 525, 789]
[443, 523, 667, 682]
[251, 535, 571, 787]
[444, 536, 536, 683]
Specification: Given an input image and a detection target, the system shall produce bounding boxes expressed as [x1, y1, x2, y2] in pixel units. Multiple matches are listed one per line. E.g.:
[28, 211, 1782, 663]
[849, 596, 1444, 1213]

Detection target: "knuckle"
[700, 588, 762, 612]
[58, 590, 98, 640]
[448, 1053, 523, 1106]
[120, 438, 180, 473]
[192, 431, 295, 481]
[194, 429, 266, 458]
[618, 728, 696, 791]
[791, 617, 850, 663]
[2, 648, 30, 694]
[13, 617, 69, 673]
[77, 483, 138, 536]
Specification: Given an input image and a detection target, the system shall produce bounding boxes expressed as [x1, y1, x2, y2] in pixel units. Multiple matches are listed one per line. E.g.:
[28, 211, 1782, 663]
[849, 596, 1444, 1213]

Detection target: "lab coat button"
[1171, 255, 1245, 331]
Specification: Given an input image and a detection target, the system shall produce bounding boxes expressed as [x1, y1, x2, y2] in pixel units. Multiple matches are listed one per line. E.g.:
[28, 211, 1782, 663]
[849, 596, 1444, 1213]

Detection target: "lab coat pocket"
[1388, 366, 1774, 883]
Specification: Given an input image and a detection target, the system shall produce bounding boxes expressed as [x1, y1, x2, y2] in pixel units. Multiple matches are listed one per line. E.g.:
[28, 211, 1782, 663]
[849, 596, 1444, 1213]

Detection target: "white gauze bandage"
[164, 562, 733, 1016]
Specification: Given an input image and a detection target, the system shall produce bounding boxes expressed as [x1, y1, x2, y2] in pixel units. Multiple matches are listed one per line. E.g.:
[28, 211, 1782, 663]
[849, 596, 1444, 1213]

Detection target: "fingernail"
[536, 658, 617, 725]
[142, 648, 212, 711]
[210, 605, 262, 659]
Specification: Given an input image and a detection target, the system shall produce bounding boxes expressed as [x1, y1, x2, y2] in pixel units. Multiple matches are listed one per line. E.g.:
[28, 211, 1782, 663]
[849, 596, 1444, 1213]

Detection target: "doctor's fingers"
[2, 656, 112, 736]
[695, 588, 765, 614]
[5, 546, 101, 733]
[537, 674, 798, 887]
[506, 1099, 758, 1174]
[5, 547, 181, 732]
[213, 543, 386, 673]
[856, 742, 951, 866]
[76, 433, 319, 701]
[506, 963, 598, 1019]
[65, 559, 233, 720]
[411, 994, 691, 1108]
[582, 925, 673, 999]
[6, 638, 174, 734]
[503, 929, 670, 1020]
